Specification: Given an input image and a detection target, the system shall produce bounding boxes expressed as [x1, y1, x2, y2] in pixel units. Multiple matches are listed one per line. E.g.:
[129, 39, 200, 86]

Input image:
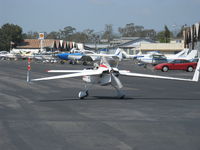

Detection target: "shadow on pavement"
[38, 96, 200, 102]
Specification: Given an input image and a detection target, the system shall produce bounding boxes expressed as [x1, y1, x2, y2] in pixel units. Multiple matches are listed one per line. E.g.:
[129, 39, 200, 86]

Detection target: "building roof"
[17, 39, 55, 49]
[118, 38, 155, 48]
[84, 43, 110, 49]
[16, 39, 77, 50]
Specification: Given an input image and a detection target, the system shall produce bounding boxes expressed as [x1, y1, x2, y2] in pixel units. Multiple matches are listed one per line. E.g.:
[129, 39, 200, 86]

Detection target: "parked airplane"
[167, 48, 190, 59]
[19, 51, 34, 59]
[0, 51, 21, 60]
[115, 48, 142, 59]
[114, 49, 168, 65]
[166, 49, 198, 61]
[27, 56, 200, 99]
[136, 51, 168, 65]
[134, 49, 198, 65]
[0, 51, 9, 60]
[57, 48, 123, 65]
[33, 52, 58, 63]
[57, 49, 99, 65]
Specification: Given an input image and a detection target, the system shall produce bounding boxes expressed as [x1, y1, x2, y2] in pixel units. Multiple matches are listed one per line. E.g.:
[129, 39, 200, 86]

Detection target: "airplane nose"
[57, 54, 68, 59]
[56, 54, 62, 58]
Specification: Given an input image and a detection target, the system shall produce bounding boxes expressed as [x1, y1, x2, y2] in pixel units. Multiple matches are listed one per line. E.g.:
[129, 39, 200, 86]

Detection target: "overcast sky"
[0, 0, 199, 33]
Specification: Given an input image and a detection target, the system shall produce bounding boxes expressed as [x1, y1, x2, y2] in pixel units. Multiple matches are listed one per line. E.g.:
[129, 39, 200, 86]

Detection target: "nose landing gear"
[78, 90, 89, 99]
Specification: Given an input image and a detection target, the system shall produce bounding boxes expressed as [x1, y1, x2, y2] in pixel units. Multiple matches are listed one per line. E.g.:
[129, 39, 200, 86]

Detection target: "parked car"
[154, 59, 197, 72]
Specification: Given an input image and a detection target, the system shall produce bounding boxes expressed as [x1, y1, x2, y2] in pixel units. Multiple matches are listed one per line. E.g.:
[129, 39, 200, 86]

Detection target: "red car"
[154, 59, 197, 72]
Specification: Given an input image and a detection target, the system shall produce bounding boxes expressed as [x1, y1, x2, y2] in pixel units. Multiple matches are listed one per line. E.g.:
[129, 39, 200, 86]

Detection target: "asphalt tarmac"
[0, 60, 200, 150]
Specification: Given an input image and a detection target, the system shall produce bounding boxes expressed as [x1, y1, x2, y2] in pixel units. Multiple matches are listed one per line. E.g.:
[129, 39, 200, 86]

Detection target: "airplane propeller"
[111, 73, 123, 89]
[102, 57, 123, 89]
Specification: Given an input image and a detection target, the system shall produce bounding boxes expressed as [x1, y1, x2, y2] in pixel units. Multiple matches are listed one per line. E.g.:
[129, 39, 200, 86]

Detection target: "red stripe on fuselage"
[99, 64, 108, 68]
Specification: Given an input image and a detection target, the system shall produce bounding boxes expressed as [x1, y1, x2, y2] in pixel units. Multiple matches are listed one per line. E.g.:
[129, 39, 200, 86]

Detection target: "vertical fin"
[114, 48, 123, 60]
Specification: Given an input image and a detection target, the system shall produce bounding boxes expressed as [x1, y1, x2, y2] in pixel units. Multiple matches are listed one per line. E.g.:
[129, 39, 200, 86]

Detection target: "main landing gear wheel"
[82, 62, 87, 66]
[118, 93, 125, 99]
[119, 94, 125, 99]
[78, 91, 88, 99]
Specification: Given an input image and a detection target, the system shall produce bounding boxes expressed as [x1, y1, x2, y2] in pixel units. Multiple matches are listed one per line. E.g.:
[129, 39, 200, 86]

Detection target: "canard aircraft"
[27, 56, 200, 99]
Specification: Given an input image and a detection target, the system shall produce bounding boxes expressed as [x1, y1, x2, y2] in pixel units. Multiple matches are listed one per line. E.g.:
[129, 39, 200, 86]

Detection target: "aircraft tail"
[114, 48, 123, 60]
[115, 48, 141, 59]
[175, 48, 189, 58]
[114, 48, 133, 60]
[186, 50, 198, 59]
[192, 58, 200, 82]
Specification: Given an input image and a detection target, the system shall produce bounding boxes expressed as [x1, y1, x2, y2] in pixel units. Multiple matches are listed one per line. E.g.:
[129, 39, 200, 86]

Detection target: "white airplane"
[116, 48, 142, 59]
[57, 48, 100, 65]
[115, 49, 168, 65]
[136, 51, 168, 65]
[134, 48, 198, 65]
[0, 51, 9, 60]
[166, 49, 198, 61]
[27, 55, 200, 99]
[107, 48, 142, 60]
[137, 49, 198, 64]
[167, 48, 190, 59]
[86, 48, 123, 61]
[33, 52, 58, 63]
[58, 48, 123, 65]
[0, 51, 21, 60]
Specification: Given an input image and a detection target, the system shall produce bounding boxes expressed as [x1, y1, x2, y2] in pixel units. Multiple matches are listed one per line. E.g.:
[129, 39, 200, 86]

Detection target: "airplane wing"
[86, 54, 115, 57]
[47, 70, 90, 73]
[119, 58, 200, 82]
[31, 70, 102, 81]
[119, 70, 199, 82]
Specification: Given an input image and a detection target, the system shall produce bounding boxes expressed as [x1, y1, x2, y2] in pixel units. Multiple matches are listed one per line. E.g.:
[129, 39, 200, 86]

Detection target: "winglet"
[27, 57, 31, 83]
[192, 58, 200, 82]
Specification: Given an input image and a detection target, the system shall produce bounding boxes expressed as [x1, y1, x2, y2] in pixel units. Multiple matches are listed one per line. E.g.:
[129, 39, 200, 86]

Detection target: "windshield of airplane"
[84, 51, 95, 54]
[107, 58, 119, 67]
[153, 55, 167, 59]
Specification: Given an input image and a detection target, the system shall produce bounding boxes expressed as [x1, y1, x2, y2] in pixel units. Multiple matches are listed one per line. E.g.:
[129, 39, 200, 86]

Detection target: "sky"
[0, 0, 200, 33]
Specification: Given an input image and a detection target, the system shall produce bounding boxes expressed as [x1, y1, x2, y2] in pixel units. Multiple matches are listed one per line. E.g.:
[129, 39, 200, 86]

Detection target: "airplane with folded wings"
[27, 56, 200, 99]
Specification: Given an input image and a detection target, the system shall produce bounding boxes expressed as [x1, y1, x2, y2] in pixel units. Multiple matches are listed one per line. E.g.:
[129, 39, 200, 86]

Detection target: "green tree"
[59, 26, 76, 40]
[119, 23, 136, 37]
[23, 31, 38, 39]
[156, 25, 171, 43]
[83, 29, 95, 42]
[0, 23, 23, 51]
[102, 24, 114, 42]
[142, 29, 156, 39]
[68, 32, 88, 43]
[118, 23, 156, 38]
[46, 31, 60, 39]
[68, 29, 98, 43]
[156, 31, 166, 43]
[176, 25, 185, 38]
[164, 25, 171, 42]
